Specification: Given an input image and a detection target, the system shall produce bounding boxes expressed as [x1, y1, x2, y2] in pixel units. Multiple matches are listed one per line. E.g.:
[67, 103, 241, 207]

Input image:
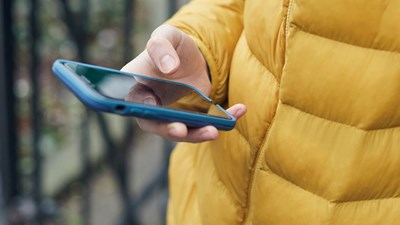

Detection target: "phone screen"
[64, 62, 231, 119]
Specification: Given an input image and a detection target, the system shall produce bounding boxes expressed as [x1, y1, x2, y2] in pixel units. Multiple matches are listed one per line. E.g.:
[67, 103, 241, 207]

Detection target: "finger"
[125, 84, 162, 106]
[146, 36, 181, 75]
[137, 119, 188, 139]
[150, 25, 183, 49]
[227, 103, 247, 119]
[179, 126, 219, 143]
[125, 84, 153, 102]
[137, 119, 218, 143]
[120, 51, 158, 76]
[166, 124, 218, 143]
[122, 25, 183, 75]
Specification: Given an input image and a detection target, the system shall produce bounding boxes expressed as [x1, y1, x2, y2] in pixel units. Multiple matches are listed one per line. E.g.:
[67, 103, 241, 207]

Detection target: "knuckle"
[146, 37, 166, 50]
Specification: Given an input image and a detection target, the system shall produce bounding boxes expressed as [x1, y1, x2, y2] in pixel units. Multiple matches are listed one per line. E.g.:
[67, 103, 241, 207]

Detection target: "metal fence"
[0, 0, 183, 224]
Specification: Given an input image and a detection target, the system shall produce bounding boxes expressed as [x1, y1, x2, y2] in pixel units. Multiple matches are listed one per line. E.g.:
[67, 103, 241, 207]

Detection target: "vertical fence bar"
[77, 0, 89, 62]
[0, 9, 4, 222]
[0, 4, 4, 208]
[78, 0, 91, 223]
[0, 173, 5, 225]
[0, 0, 18, 210]
[58, 0, 95, 223]
[29, 0, 43, 223]
[57, 1, 91, 224]
[97, 115, 139, 225]
[0, 3, 8, 219]
[121, 0, 137, 224]
[80, 109, 91, 225]
[123, 0, 134, 63]
[0, 10, 6, 216]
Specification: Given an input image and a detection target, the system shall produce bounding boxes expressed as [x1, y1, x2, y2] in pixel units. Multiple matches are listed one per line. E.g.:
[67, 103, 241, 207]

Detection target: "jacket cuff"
[186, 34, 227, 104]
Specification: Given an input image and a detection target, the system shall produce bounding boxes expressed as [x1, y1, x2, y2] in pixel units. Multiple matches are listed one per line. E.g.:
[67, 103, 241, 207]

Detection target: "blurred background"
[0, 0, 188, 224]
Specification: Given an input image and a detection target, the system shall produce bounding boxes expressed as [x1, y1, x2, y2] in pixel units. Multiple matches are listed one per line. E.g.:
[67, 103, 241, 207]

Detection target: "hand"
[122, 25, 246, 143]
[122, 24, 211, 95]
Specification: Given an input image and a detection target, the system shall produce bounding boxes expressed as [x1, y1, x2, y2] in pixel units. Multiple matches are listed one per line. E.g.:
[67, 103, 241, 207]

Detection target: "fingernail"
[168, 124, 180, 137]
[160, 55, 176, 73]
[144, 97, 156, 105]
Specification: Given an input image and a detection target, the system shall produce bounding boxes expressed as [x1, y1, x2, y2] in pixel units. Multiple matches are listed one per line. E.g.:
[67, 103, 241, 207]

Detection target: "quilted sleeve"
[165, 0, 244, 104]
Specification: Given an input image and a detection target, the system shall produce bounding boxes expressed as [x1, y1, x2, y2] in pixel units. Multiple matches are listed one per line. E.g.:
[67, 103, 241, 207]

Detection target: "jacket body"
[166, 0, 400, 224]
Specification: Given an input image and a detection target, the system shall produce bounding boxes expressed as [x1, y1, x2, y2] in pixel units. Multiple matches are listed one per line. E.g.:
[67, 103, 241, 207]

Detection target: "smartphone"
[51, 59, 236, 130]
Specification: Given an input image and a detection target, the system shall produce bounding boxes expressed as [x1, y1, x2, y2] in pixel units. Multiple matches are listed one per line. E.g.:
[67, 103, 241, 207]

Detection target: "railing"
[0, 0, 184, 224]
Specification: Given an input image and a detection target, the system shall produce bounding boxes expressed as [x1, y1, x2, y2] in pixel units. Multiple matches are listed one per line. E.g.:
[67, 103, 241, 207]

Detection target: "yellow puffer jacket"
[166, 0, 400, 224]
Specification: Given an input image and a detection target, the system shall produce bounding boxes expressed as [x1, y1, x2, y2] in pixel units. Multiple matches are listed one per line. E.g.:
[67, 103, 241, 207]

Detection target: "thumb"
[146, 25, 182, 75]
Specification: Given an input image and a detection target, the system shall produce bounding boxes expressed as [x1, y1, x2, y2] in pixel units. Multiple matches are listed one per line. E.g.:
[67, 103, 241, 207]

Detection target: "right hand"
[122, 25, 247, 143]
[122, 24, 211, 95]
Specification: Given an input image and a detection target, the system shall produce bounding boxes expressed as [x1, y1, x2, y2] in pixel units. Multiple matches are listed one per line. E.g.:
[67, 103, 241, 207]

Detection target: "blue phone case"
[52, 59, 236, 130]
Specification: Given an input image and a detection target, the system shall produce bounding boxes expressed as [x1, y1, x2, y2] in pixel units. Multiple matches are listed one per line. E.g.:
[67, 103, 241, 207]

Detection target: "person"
[122, 0, 400, 224]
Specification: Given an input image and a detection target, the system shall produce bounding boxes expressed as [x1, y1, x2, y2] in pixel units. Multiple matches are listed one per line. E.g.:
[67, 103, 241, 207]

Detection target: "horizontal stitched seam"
[259, 168, 400, 204]
[333, 196, 400, 205]
[290, 23, 400, 55]
[259, 168, 329, 202]
[282, 101, 400, 132]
